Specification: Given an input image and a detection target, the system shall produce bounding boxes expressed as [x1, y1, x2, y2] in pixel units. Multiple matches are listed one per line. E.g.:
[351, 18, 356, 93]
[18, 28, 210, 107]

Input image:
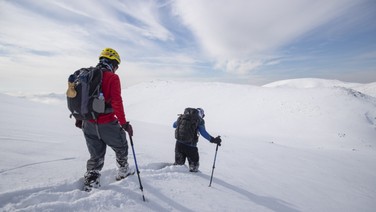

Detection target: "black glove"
[75, 119, 83, 129]
[122, 122, 133, 137]
[210, 136, 222, 146]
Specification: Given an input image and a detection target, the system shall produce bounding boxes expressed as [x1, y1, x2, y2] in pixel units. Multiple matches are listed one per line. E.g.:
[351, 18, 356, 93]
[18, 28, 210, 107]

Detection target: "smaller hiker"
[173, 108, 222, 172]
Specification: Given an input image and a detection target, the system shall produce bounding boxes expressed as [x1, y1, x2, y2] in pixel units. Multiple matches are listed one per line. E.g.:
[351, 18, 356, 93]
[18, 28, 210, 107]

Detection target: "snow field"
[1, 78, 376, 211]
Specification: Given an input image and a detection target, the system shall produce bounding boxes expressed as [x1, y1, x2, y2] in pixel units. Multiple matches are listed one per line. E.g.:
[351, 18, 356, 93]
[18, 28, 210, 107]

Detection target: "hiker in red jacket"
[75, 48, 133, 190]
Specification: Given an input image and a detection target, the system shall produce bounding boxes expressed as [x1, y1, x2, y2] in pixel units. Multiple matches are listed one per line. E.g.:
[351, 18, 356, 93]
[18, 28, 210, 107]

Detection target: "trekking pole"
[129, 134, 146, 202]
[209, 143, 219, 187]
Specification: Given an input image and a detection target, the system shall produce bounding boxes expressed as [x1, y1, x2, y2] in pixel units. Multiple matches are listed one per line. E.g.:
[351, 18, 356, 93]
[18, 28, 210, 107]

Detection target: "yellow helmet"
[99, 48, 121, 64]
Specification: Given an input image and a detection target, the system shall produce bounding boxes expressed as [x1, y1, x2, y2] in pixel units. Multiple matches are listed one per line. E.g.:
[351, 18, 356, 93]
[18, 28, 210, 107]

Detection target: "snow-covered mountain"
[1, 78, 375, 212]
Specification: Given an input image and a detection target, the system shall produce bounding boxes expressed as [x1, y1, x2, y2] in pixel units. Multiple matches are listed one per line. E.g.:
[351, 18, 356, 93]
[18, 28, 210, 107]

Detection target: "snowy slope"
[263, 78, 376, 97]
[1, 79, 376, 212]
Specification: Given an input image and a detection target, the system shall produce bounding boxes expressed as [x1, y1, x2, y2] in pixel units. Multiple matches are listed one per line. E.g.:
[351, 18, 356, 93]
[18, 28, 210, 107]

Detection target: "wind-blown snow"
[1, 78, 375, 212]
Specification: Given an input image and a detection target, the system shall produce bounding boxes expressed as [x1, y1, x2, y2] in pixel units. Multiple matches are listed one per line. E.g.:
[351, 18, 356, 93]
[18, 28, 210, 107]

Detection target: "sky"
[0, 0, 376, 93]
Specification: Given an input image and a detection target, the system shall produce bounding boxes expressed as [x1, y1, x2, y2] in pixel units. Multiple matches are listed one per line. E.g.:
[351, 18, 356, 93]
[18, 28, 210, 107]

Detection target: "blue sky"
[0, 0, 375, 93]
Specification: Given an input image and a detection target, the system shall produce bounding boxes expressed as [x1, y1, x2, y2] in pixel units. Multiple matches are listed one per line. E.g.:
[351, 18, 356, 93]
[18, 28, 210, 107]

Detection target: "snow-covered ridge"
[262, 78, 376, 97]
[4, 78, 376, 105]
[4, 92, 66, 105]
[5, 78, 376, 107]
[262, 78, 360, 88]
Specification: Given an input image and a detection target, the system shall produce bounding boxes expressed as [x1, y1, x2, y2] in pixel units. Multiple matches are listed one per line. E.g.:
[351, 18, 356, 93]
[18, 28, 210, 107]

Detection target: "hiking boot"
[189, 165, 199, 172]
[84, 170, 101, 188]
[189, 161, 199, 172]
[116, 166, 134, 181]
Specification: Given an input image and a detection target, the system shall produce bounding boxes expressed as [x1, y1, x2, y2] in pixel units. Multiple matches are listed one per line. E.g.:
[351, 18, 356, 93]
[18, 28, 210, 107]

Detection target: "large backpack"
[175, 108, 201, 143]
[66, 67, 106, 120]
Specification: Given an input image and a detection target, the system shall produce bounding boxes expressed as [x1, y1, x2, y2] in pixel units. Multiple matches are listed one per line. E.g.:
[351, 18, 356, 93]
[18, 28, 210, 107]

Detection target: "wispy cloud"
[172, 0, 364, 73]
[0, 0, 375, 92]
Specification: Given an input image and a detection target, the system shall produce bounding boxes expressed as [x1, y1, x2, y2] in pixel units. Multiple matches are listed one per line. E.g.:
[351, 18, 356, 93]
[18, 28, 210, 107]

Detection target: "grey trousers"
[83, 120, 128, 171]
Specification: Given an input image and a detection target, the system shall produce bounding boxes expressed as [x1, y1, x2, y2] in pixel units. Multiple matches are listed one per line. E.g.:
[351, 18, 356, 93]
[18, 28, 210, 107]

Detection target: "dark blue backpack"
[66, 67, 105, 120]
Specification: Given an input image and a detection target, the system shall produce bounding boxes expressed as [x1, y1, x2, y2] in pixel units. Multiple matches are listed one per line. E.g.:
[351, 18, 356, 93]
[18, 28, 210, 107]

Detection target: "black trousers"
[174, 141, 199, 170]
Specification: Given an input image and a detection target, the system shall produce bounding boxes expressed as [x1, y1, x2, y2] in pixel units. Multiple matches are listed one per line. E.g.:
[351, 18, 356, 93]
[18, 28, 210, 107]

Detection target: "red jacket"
[90, 70, 127, 125]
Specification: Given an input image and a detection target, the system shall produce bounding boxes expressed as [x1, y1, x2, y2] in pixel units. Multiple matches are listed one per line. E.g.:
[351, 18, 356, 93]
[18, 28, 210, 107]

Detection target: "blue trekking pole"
[209, 143, 219, 187]
[129, 134, 146, 202]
